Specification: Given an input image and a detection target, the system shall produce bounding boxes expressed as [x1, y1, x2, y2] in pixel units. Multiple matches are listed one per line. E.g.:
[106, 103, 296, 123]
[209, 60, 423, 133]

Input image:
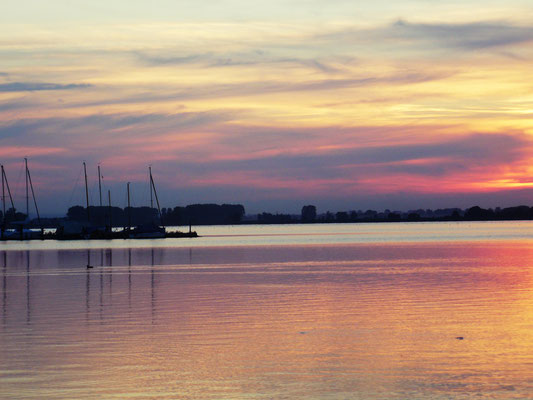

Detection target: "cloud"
[67, 70, 449, 110]
[391, 20, 533, 50]
[0, 111, 232, 151]
[136, 52, 207, 65]
[318, 20, 533, 53]
[171, 132, 531, 186]
[0, 145, 66, 158]
[136, 49, 346, 74]
[0, 99, 35, 112]
[0, 82, 92, 92]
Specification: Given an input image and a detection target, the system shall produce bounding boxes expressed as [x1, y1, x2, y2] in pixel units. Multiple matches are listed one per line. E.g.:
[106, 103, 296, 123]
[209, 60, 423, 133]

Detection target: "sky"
[1, 1, 533, 216]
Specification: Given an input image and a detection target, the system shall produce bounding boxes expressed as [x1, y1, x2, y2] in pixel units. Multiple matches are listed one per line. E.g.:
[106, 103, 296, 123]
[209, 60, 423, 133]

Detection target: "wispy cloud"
[136, 52, 207, 65]
[0, 145, 66, 158]
[0, 99, 35, 112]
[390, 20, 533, 50]
[188, 132, 530, 178]
[136, 50, 346, 74]
[64, 70, 450, 110]
[0, 82, 92, 92]
[318, 20, 533, 53]
[0, 110, 232, 149]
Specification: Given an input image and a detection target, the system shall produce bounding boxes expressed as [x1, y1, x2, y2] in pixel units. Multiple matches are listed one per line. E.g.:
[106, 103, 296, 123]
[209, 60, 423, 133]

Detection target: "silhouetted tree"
[336, 211, 349, 222]
[407, 212, 421, 221]
[388, 212, 401, 221]
[498, 205, 532, 220]
[364, 210, 377, 219]
[257, 212, 294, 224]
[301, 205, 317, 222]
[464, 206, 495, 220]
[3, 208, 27, 225]
[67, 205, 87, 221]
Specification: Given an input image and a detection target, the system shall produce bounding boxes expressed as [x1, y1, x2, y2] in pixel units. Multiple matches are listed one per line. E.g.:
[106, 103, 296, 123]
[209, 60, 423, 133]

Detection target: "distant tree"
[301, 205, 317, 222]
[364, 210, 377, 219]
[407, 212, 420, 221]
[388, 212, 401, 221]
[67, 205, 87, 221]
[257, 212, 294, 224]
[336, 211, 349, 222]
[182, 204, 245, 225]
[350, 211, 358, 221]
[3, 208, 27, 224]
[464, 206, 494, 220]
[497, 205, 532, 220]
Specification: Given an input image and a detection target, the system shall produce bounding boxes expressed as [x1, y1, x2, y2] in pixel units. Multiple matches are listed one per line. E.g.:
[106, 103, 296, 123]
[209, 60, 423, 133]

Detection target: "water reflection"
[26, 251, 30, 324]
[0, 239, 532, 399]
[128, 248, 131, 309]
[151, 247, 155, 324]
[2, 252, 6, 326]
[85, 266, 90, 322]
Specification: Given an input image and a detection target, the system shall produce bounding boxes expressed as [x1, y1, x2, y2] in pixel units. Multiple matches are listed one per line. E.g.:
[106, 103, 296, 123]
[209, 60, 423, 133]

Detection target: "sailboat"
[1, 164, 15, 240]
[0, 159, 43, 240]
[58, 162, 106, 239]
[128, 166, 166, 239]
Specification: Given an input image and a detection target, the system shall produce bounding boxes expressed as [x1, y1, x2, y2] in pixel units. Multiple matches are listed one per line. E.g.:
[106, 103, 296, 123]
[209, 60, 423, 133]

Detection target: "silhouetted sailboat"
[0, 164, 15, 240]
[1, 159, 43, 240]
[129, 167, 165, 239]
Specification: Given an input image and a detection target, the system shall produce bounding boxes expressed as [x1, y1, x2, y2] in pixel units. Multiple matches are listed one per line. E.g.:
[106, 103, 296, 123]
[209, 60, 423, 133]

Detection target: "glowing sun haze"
[1, 0, 533, 214]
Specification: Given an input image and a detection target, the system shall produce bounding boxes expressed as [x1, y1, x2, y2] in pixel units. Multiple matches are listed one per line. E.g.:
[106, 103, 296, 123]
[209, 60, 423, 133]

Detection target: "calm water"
[0, 222, 532, 399]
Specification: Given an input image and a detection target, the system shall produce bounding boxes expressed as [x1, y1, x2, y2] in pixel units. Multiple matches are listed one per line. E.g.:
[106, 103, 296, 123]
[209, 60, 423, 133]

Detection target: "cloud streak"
[0, 82, 92, 92]
[318, 20, 533, 54]
[391, 20, 533, 50]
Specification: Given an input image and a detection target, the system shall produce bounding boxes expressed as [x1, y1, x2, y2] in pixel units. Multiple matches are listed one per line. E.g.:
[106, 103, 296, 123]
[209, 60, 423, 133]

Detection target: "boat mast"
[1, 165, 16, 238]
[1, 165, 5, 220]
[127, 182, 131, 230]
[25, 158, 29, 219]
[149, 166, 153, 209]
[83, 162, 90, 223]
[98, 165, 102, 207]
[1, 166, 15, 213]
[1, 166, 3, 238]
[149, 167, 163, 227]
[108, 190, 112, 228]
[25, 160, 41, 227]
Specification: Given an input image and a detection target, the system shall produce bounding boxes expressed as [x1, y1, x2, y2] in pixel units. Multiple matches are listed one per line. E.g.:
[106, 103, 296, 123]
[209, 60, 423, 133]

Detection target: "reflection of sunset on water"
[1, 225, 532, 398]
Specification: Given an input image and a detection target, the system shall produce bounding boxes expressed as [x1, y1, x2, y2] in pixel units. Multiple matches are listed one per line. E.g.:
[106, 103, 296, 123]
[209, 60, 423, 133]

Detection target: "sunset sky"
[1, 1, 533, 215]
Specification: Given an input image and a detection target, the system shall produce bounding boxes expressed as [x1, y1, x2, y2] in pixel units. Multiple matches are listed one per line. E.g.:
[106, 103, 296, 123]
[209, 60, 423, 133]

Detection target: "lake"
[1, 222, 532, 399]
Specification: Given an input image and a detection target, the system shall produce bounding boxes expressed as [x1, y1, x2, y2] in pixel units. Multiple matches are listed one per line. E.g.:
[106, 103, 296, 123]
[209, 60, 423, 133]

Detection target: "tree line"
[3, 203, 533, 228]
[255, 205, 533, 224]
